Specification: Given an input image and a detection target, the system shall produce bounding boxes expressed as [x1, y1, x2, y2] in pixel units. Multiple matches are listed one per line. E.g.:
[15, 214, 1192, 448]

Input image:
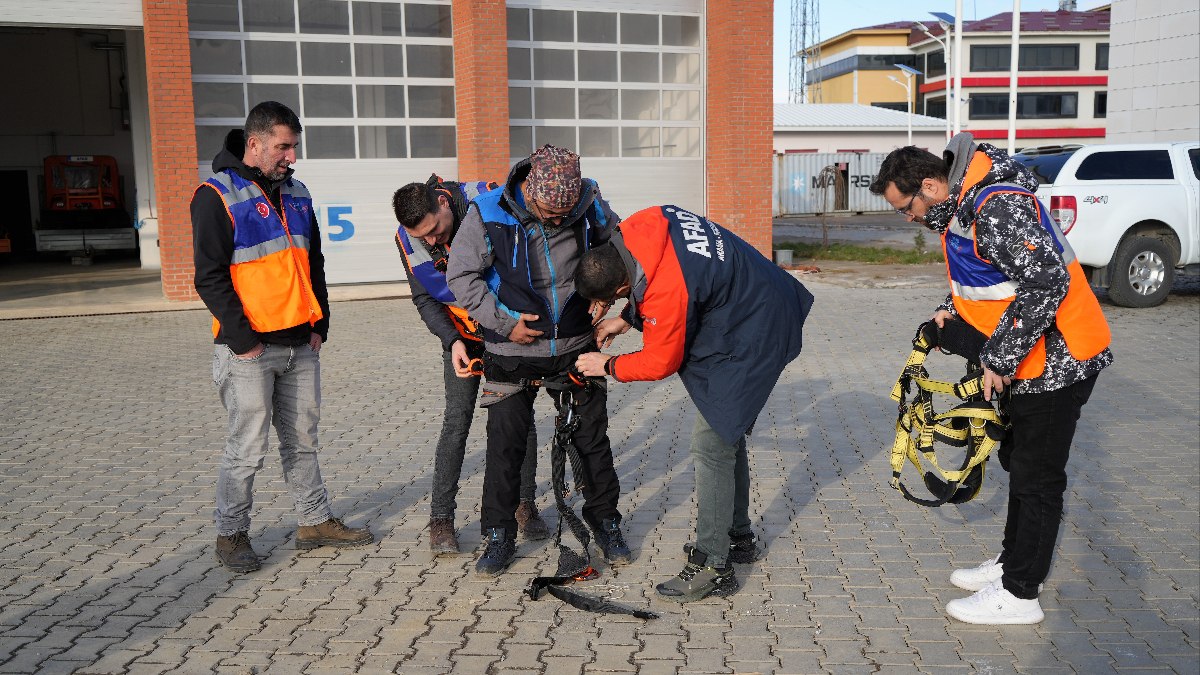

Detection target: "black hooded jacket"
[192, 129, 330, 354]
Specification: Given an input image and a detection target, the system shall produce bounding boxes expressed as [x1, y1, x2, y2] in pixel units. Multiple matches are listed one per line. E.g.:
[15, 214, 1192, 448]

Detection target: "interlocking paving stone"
[0, 279, 1196, 673]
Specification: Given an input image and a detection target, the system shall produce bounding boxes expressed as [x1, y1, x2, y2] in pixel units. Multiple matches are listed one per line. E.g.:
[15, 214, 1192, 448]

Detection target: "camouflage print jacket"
[922, 134, 1113, 395]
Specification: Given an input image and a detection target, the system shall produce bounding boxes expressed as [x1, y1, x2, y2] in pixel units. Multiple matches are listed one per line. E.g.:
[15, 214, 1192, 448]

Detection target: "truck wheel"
[1107, 235, 1175, 308]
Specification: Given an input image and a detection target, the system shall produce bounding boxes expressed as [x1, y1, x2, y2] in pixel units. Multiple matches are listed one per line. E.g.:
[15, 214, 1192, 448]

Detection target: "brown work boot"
[216, 531, 261, 573]
[429, 517, 459, 555]
[515, 500, 550, 540]
[295, 517, 374, 550]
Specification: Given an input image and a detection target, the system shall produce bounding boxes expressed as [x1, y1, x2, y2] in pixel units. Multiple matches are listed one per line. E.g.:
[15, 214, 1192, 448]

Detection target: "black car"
[1011, 144, 1082, 185]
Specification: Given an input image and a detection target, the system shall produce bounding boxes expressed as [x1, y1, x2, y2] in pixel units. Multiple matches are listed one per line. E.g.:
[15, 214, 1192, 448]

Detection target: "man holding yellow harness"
[871, 133, 1113, 625]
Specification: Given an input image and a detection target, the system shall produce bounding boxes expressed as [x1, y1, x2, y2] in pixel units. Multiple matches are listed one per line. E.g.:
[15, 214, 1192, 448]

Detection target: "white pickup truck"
[1015, 142, 1200, 308]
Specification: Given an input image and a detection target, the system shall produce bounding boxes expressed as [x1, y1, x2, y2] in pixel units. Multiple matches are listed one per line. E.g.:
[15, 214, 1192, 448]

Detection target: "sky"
[772, 0, 1111, 103]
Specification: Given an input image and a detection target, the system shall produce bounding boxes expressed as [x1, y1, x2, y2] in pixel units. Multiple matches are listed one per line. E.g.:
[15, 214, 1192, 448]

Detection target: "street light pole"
[891, 64, 922, 146]
[915, 19, 954, 141]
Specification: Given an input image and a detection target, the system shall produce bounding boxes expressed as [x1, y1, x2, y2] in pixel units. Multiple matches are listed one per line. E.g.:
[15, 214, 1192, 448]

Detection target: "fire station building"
[0, 0, 772, 300]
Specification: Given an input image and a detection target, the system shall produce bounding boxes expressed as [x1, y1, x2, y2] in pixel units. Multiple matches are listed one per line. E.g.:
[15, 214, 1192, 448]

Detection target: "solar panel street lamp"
[913, 19, 954, 140]
[891, 64, 922, 146]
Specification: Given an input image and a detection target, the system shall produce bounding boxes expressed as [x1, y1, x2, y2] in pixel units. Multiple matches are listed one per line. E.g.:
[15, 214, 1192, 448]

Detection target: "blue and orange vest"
[198, 171, 323, 337]
[943, 152, 1110, 379]
[395, 179, 497, 342]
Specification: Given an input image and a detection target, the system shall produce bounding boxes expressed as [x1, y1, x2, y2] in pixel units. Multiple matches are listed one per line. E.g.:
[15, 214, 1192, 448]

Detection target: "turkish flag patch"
[256, 202, 270, 218]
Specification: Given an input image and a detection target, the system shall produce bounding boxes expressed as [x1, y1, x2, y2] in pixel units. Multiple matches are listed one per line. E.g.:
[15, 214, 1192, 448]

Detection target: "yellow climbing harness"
[889, 320, 1010, 507]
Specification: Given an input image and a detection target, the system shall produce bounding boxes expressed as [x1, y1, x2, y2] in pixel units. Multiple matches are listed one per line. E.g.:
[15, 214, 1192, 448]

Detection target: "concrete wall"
[1106, 0, 1200, 142]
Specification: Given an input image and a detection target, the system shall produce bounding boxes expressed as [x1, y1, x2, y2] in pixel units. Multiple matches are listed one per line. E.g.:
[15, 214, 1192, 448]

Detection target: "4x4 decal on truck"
[1082, 195, 1109, 204]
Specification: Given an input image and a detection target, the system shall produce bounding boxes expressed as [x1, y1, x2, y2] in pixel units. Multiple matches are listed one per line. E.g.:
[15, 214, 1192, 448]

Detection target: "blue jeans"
[211, 344, 333, 536]
[691, 412, 752, 568]
[431, 349, 538, 521]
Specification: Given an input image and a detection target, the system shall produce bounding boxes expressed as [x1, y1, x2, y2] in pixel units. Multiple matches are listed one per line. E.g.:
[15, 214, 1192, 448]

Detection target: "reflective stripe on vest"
[395, 227, 481, 342]
[201, 171, 323, 336]
[944, 152, 1111, 379]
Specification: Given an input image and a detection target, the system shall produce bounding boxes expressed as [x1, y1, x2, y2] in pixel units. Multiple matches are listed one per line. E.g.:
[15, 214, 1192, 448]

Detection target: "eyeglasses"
[530, 198, 573, 224]
[896, 193, 919, 216]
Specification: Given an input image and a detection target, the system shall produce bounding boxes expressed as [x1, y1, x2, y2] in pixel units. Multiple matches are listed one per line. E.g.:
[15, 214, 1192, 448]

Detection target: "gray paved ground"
[1, 274, 1197, 674]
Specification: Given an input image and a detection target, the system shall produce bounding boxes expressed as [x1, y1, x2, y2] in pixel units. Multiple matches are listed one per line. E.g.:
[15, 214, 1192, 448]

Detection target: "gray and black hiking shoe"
[655, 548, 739, 603]
[593, 517, 632, 565]
[475, 527, 516, 577]
[683, 532, 765, 564]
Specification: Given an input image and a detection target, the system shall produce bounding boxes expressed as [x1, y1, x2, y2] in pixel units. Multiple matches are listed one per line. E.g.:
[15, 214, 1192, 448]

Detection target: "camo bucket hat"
[527, 144, 582, 210]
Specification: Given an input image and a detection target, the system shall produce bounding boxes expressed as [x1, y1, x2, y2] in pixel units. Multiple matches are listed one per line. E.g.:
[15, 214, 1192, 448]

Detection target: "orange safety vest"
[198, 171, 324, 337]
[943, 152, 1110, 379]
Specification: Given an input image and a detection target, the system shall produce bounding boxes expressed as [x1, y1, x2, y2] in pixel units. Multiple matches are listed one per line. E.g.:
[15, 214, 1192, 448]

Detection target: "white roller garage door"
[0, 0, 142, 28]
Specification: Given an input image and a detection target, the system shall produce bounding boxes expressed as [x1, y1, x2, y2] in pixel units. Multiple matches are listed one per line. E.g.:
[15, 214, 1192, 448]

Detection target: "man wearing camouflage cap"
[447, 145, 629, 577]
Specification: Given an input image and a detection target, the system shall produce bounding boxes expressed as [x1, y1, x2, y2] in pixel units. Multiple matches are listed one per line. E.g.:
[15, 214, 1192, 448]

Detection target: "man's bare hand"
[982, 366, 1012, 402]
[576, 351, 612, 377]
[450, 340, 473, 377]
[931, 309, 954, 328]
[594, 317, 631, 349]
[508, 313, 544, 345]
[308, 333, 323, 353]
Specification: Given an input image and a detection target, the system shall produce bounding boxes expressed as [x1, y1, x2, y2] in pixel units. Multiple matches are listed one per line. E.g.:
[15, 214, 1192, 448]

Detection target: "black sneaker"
[655, 548, 739, 603]
[475, 527, 516, 577]
[593, 518, 632, 565]
[683, 532, 765, 564]
[216, 531, 261, 573]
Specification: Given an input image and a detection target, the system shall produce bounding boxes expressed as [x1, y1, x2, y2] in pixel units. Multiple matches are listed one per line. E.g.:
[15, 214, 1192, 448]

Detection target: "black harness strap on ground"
[523, 370, 657, 619]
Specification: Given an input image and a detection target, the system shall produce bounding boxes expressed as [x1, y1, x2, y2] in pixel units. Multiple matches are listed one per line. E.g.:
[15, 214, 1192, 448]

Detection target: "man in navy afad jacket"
[446, 145, 629, 578]
[575, 205, 814, 602]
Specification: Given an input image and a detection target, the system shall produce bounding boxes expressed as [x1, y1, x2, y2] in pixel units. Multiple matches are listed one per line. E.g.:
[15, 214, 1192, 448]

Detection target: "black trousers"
[998, 374, 1098, 599]
[480, 347, 621, 536]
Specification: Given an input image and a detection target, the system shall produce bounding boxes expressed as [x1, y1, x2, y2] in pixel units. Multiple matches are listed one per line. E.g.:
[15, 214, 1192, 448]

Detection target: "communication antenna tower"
[789, 0, 822, 103]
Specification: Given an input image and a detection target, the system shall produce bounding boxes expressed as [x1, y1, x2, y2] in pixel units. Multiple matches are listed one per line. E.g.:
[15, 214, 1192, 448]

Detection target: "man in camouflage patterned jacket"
[870, 133, 1113, 625]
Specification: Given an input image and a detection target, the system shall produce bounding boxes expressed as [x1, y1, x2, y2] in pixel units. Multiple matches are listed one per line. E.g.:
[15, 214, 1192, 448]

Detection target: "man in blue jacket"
[575, 205, 814, 602]
[446, 145, 629, 577]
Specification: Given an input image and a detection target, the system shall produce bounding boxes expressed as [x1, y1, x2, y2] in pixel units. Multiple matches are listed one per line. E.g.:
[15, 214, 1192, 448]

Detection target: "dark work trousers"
[998, 374, 1098, 599]
[429, 347, 537, 522]
[481, 347, 621, 537]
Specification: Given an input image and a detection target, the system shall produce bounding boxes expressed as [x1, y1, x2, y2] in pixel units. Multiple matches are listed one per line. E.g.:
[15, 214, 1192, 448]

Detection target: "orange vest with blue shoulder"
[942, 151, 1110, 379]
[395, 178, 498, 342]
[197, 170, 324, 337]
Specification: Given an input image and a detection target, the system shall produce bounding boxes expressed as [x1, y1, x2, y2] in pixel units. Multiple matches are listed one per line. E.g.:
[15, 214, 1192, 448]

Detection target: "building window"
[871, 102, 907, 112]
[189, 0, 457, 160]
[969, 92, 1078, 119]
[807, 53, 917, 84]
[924, 96, 946, 119]
[1096, 43, 1109, 70]
[925, 49, 945, 78]
[1094, 91, 1107, 119]
[507, 7, 702, 159]
[971, 44, 1080, 72]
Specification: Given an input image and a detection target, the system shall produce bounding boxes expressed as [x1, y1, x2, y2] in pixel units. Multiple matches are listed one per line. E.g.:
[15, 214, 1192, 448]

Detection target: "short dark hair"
[392, 182, 439, 229]
[576, 244, 628, 301]
[244, 101, 302, 140]
[869, 146, 947, 196]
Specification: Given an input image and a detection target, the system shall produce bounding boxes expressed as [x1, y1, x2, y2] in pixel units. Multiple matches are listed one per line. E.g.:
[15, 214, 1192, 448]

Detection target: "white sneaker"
[946, 582, 1045, 625]
[950, 554, 1003, 591]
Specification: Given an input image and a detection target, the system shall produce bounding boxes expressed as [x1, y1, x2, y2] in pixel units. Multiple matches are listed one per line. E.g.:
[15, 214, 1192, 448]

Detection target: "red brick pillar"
[452, 0, 511, 183]
[706, 0, 774, 254]
[143, 0, 200, 301]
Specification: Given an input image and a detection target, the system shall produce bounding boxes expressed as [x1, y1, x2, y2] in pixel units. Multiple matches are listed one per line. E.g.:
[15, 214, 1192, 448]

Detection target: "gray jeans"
[692, 412, 752, 568]
[431, 349, 537, 521]
[211, 343, 333, 536]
